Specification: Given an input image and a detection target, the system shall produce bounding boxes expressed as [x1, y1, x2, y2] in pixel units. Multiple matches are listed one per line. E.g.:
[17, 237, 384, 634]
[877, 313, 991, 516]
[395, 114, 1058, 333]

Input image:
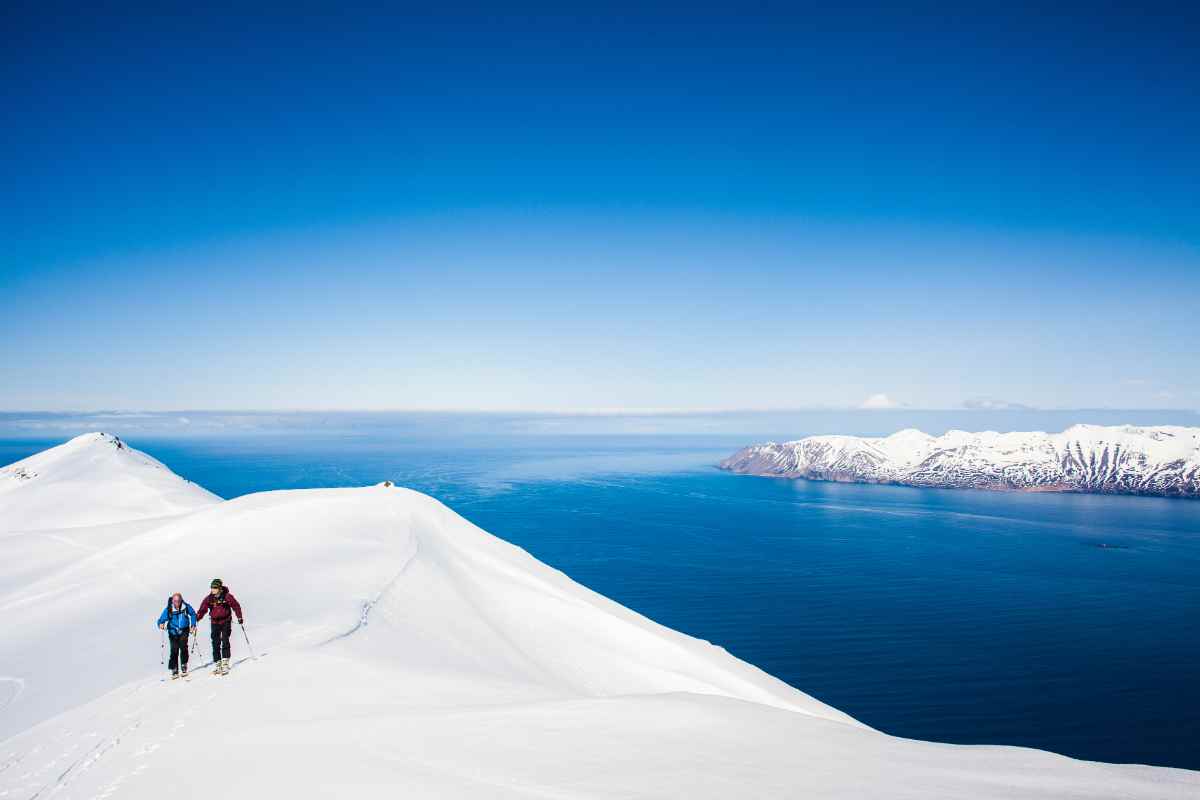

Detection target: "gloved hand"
[190, 627, 197, 634]
[238, 619, 245, 625]
[159, 622, 166, 630]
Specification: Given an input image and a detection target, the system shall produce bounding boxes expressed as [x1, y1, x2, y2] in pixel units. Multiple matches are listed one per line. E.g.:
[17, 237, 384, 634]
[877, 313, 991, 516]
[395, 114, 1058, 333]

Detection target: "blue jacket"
[157, 600, 198, 635]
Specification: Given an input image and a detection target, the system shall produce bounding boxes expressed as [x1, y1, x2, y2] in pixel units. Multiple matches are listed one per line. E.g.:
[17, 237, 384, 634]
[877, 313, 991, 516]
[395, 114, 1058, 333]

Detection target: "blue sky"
[3, 3, 1197, 412]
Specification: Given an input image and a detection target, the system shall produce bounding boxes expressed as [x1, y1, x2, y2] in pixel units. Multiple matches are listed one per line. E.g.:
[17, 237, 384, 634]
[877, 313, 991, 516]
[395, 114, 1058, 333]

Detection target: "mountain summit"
[1, 435, 1196, 798]
[0, 432, 219, 531]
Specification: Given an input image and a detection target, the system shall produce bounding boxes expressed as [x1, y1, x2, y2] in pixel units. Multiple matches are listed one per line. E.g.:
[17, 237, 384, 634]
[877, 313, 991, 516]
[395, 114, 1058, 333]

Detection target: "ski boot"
[221, 658, 231, 675]
[181, 664, 188, 678]
[170, 669, 180, 680]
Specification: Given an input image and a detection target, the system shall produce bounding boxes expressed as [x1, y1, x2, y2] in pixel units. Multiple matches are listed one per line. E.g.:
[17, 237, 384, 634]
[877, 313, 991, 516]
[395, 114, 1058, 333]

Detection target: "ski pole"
[239, 621, 255, 659]
[160, 627, 165, 665]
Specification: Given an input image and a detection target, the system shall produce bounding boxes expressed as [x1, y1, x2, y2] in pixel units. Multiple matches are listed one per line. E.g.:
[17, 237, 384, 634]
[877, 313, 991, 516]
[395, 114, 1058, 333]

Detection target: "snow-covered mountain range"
[721, 425, 1200, 498]
[1, 434, 1196, 798]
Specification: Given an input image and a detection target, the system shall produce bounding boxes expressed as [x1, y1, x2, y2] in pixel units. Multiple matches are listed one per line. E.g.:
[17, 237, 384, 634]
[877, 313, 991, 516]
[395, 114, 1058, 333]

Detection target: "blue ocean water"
[3, 432, 1198, 770]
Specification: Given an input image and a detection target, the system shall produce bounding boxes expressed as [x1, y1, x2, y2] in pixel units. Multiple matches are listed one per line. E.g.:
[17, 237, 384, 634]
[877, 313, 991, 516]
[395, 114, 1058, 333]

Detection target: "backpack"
[165, 598, 189, 629]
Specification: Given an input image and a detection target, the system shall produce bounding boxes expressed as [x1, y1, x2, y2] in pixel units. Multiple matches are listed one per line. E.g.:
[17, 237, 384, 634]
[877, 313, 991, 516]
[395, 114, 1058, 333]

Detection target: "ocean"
[3, 430, 1198, 770]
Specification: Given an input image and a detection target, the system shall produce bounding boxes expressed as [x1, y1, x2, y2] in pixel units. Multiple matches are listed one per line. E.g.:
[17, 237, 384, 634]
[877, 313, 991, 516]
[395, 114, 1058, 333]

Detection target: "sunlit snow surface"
[1, 435, 1196, 798]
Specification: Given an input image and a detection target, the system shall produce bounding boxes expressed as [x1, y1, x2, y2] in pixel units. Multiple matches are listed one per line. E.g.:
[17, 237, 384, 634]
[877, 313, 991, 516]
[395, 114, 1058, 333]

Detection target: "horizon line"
[2, 407, 1198, 417]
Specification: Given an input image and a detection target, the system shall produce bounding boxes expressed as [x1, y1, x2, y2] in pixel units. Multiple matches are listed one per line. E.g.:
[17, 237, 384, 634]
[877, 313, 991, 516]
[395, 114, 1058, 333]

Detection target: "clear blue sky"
[3, 3, 1197, 411]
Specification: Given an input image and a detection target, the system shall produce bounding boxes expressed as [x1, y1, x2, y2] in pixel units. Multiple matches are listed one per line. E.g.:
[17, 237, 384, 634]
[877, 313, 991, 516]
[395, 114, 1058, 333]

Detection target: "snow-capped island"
[1, 433, 1197, 798]
[721, 424, 1200, 498]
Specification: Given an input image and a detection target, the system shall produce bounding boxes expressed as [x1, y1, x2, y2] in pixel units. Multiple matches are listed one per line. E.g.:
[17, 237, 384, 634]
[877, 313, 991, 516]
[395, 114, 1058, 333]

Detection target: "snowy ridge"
[721, 424, 1200, 498]
[1, 434, 1197, 798]
[0, 432, 219, 531]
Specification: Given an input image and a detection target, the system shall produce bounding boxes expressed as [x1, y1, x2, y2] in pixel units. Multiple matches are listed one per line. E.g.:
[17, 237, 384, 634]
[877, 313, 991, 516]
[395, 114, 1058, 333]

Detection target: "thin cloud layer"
[859, 393, 899, 410]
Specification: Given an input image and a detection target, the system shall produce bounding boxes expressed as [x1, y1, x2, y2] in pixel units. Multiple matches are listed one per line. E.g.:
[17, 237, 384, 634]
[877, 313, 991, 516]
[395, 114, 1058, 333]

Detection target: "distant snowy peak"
[0, 432, 219, 531]
[720, 425, 1200, 498]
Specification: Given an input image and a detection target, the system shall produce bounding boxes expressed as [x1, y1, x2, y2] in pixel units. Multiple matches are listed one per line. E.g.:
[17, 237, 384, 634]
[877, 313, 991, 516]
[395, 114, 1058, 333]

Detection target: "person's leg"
[168, 634, 181, 672]
[211, 624, 222, 663]
[220, 622, 232, 660]
[180, 632, 190, 668]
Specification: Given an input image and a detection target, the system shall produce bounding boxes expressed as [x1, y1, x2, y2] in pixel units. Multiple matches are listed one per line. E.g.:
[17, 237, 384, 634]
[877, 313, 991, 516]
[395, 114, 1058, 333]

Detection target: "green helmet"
[210, 578, 223, 589]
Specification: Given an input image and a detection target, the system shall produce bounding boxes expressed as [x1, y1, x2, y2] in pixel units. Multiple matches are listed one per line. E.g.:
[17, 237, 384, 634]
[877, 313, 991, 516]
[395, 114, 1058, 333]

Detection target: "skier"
[156, 592, 197, 679]
[195, 578, 244, 675]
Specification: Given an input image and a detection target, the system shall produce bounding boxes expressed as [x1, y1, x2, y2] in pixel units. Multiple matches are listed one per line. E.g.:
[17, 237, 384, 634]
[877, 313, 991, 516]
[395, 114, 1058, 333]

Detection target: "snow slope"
[1, 434, 1196, 798]
[721, 424, 1200, 497]
[0, 432, 219, 532]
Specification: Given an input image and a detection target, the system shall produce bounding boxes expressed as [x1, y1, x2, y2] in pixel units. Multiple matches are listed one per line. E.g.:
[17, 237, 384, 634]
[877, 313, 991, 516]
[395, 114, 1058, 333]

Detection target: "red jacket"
[196, 587, 243, 625]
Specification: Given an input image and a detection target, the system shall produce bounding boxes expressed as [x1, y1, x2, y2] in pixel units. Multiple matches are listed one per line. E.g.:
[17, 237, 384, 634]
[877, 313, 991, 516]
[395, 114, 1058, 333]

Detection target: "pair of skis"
[161, 652, 264, 684]
[160, 660, 223, 683]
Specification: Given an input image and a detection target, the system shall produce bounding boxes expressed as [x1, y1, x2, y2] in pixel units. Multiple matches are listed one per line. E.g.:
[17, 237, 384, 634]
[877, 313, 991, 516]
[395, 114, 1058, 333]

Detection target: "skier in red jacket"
[196, 578, 243, 675]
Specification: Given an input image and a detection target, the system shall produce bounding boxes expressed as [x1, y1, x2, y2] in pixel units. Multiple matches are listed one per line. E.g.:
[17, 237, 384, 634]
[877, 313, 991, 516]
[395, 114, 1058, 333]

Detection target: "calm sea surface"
[4, 433, 1198, 769]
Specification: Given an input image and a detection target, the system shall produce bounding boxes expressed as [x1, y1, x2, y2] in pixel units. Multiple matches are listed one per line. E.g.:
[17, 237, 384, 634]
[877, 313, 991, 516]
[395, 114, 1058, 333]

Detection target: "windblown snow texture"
[721, 425, 1200, 497]
[1, 434, 1196, 798]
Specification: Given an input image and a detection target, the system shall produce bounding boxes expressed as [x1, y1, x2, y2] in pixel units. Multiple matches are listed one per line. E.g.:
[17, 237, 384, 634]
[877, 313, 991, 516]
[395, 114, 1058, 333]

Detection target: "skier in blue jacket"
[157, 592, 198, 679]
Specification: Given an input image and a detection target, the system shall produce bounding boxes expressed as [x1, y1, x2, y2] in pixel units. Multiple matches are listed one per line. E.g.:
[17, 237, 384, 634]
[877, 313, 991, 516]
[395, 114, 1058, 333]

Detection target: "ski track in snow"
[320, 520, 420, 645]
[12, 683, 151, 800]
[9, 658, 268, 800]
[0, 677, 25, 715]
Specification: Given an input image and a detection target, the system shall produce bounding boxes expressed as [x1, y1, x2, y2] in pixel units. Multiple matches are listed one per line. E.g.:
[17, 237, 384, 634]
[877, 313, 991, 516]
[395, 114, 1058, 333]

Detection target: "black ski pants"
[168, 631, 190, 671]
[211, 620, 232, 662]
